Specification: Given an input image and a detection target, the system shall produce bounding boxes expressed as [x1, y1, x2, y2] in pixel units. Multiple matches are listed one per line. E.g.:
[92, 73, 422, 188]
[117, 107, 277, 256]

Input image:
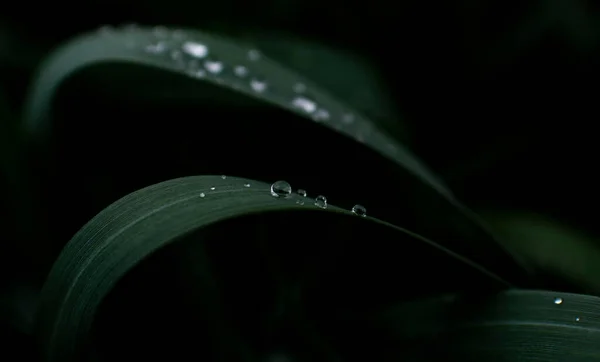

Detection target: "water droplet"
[221, 175, 227, 179]
[293, 83, 306, 93]
[292, 96, 317, 114]
[250, 77, 268, 93]
[200, 192, 206, 197]
[351, 204, 367, 217]
[182, 41, 208, 58]
[314, 195, 327, 209]
[244, 183, 251, 188]
[554, 297, 563, 305]
[342, 113, 355, 124]
[313, 109, 330, 122]
[204, 59, 224, 74]
[210, 187, 216, 191]
[234, 65, 249, 77]
[146, 42, 167, 54]
[296, 200, 305, 205]
[297, 189, 307, 197]
[576, 317, 580, 322]
[248, 49, 261, 61]
[270, 181, 292, 198]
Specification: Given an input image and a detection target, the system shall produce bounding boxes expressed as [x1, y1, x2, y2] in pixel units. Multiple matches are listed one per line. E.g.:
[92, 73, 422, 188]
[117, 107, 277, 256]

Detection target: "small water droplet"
[292, 96, 317, 114]
[576, 317, 580, 322]
[250, 77, 268, 93]
[313, 109, 330, 122]
[314, 195, 327, 209]
[293, 83, 306, 93]
[204, 59, 224, 74]
[248, 49, 261, 61]
[296, 200, 305, 205]
[210, 187, 216, 191]
[200, 192, 206, 197]
[351, 204, 367, 217]
[270, 181, 292, 198]
[182, 41, 208, 58]
[221, 175, 227, 179]
[342, 113, 355, 124]
[244, 183, 251, 188]
[297, 189, 307, 197]
[234, 65, 249, 77]
[554, 297, 563, 305]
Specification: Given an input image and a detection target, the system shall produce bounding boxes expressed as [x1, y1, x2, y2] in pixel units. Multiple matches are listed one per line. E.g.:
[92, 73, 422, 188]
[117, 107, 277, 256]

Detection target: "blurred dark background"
[1, 0, 600, 359]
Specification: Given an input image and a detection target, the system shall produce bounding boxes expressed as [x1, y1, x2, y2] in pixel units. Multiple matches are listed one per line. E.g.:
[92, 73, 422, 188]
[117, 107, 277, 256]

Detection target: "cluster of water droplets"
[269, 180, 365, 216]
[99, 25, 370, 132]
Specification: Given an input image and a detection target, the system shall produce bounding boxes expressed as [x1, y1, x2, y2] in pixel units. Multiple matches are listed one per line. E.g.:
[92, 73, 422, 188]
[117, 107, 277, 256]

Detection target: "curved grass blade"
[360, 290, 600, 361]
[22, 25, 449, 198]
[36, 175, 509, 362]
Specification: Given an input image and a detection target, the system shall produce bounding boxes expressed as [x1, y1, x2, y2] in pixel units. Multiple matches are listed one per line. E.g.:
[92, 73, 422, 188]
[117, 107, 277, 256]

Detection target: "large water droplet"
[297, 189, 307, 197]
[234, 65, 249, 77]
[292, 96, 317, 114]
[200, 192, 206, 198]
[182, 41, 209, 58]
[250, 77, 268, 93]
[314, 195, 327, 209]
[204, 59, 224, 74]
[248, 49, 261, 61]
[351, 204, 367, 217]
[271, 181, 292, 198]
[554, 297, 563, 305]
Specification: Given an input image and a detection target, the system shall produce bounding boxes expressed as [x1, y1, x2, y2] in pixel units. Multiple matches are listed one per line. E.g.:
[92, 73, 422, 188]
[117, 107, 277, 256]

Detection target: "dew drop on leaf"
[182, 41, 209, 59]
[270, 181, 292, 198]
[292, 96, 317, 114]
[351, 204, 367, 217]
[221, 175, 227, 179]
[250, 77, 268, 93]
[210, 187, 216, 191]
[296, 200, 305, 205]
[200, 192, 206, 198]
[297, 189, 307, 197]
[314, 195, 327, 209]
[204, 59, 224, 74]
[576, 317, 580, 322]
[244, 183, 251, 188]
[554, 297, 563, 305]
[234, 65, 249, 77]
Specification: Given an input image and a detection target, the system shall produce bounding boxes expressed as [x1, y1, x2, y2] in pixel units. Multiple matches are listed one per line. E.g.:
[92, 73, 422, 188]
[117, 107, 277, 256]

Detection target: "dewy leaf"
[22, 25, 448, 198]
[20, 25, 531, 285]
[37, 175, 509, 362]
